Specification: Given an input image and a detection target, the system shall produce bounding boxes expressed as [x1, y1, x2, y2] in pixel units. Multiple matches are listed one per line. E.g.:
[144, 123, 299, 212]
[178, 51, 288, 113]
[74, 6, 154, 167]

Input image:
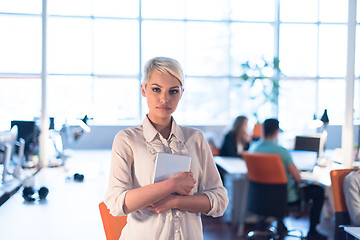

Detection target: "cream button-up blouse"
[104, 117, 228, 240]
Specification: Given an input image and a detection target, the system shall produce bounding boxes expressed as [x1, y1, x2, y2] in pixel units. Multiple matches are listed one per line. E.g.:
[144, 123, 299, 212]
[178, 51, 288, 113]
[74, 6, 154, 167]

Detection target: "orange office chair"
[252, 123, 263, 141]
[99, 202, 127, 240]
[243, 152, 303, 239]
[330, 168, 357, 240]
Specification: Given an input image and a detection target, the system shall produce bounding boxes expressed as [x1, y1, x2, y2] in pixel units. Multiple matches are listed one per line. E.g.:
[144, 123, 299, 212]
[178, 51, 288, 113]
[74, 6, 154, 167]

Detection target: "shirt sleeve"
[197, 132, 229, 217]
[104, 131, 134, 217]
[344, 171, 360, 226]
[280, 147, 294, 168]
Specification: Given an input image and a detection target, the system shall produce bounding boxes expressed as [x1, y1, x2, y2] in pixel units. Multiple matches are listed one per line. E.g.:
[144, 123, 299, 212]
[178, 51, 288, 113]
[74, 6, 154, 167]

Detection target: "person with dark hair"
[220, 115, 252, 158]
[249, 118, 327, 240]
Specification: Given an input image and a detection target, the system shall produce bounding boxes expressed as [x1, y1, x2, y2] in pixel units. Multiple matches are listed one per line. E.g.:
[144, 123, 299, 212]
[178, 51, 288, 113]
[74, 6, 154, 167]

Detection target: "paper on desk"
[153, 152, 191, 183]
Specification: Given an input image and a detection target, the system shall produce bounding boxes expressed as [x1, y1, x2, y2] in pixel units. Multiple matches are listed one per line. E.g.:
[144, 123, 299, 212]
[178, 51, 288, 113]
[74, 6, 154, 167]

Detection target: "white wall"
[68, 124, 359, 150]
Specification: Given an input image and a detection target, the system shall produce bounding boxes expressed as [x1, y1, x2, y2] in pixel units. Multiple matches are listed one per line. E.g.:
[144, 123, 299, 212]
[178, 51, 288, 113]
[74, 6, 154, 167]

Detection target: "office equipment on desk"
[344, 226, 360, 240]
[0, 125, 25, 184]
[330, 169, 357, 240]
[294, 135, 322, 156]
[11, 120, 39, 161]
[153, 152, 191, 183]
[291, 150, 318, 172]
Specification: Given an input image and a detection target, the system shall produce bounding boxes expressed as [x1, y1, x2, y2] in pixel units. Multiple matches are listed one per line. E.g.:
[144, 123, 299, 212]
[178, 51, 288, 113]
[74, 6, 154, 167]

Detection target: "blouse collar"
[142, 115, 185, 144]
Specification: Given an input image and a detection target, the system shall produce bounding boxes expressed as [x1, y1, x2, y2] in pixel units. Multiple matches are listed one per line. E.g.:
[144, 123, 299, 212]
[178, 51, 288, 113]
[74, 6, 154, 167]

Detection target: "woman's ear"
[141, 84, 146, 97]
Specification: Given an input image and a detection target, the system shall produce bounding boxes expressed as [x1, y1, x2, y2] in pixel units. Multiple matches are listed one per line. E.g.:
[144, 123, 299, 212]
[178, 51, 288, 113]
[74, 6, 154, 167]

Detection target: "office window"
[278, 80, 317, 132]
[0, 0, 359, 129]
[230, 23, 274, 77]
[230, 0, 275, 21]
[0, 0, 41, 14]
[48, 17, 92, 74]
[92, 78, 140, 124]
[93, 19, 139, 75]
[185, 22, 229, 76]
[142, 0, 184, 19]
[142, 21, 185, 65]
[318, 79, 345, 124]
[47, 76, 93, 121]
[318, 25, 347, 77]
[280, 0, 318, 22]
[175, 77, 230, 125]
[48, 0, 92, 16]
[0, 15, 41, 73]
[93, 0, 138, 18]
[0, 78, 41, 128]
[279, 24, 317, 77]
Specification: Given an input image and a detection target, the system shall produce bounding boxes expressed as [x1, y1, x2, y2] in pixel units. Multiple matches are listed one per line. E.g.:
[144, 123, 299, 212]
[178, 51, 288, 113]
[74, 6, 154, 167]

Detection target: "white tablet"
[153, 152, 191, 183]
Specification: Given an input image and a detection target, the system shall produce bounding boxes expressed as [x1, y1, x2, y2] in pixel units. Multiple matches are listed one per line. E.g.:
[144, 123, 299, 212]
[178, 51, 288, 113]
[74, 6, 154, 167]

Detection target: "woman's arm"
[147, 194, 211, 214]
[123, 172, 196, 214]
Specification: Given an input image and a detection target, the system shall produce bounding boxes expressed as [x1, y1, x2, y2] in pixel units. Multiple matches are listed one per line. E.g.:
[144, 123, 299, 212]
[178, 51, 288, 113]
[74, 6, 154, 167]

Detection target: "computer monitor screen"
[294, 135, 321, 157]
[10, 121, 39, 157]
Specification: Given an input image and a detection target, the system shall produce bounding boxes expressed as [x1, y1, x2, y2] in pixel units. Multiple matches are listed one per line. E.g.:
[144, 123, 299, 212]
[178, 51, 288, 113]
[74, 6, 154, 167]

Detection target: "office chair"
[99, 202, 127, 240]
[330, 169, 357, 240]
[242, 152, 304, 239]
[252, 123, 262, 141]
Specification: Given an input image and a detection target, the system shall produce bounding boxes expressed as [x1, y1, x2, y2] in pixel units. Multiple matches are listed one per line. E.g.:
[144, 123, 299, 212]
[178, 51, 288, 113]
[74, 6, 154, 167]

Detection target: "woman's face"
[141, 70, 183, 123]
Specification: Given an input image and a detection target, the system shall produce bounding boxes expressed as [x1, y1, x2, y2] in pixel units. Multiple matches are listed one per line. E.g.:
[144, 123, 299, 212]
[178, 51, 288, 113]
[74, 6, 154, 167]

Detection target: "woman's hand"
[169, 172, 196, 196]
[147, 194, 178, 213]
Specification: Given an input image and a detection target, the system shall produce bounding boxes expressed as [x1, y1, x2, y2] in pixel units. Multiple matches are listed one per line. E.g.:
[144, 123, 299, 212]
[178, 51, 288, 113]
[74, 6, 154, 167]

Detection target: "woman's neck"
[147, 115, 172, 139]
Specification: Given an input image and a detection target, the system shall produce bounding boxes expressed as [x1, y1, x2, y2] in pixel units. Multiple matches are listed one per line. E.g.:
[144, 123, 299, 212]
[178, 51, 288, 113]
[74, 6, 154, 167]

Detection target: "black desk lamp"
[320, 109, 329, 152]
[320, 109, 329, 128]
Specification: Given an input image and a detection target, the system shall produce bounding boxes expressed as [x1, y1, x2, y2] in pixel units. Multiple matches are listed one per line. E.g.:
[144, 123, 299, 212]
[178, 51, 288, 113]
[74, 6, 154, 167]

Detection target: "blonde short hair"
[142, 57, 184, 87]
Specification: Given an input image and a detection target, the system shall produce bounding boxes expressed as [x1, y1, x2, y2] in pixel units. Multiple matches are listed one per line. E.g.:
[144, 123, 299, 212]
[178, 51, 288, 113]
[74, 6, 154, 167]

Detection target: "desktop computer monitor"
[10, 121, 39, 159]
[294, 135, 322, 157]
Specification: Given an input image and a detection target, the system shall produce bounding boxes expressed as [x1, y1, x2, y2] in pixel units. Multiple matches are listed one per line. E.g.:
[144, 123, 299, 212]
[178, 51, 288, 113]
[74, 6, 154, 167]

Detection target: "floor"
[202, 213, 334, 240]
[0, 150, 335, 240]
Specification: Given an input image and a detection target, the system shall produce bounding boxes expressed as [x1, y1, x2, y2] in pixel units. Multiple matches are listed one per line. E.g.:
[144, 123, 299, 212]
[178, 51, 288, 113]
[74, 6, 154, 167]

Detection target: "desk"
[214, 156, 248, 235]
[0, 150, 111, 240]
[300, 161, 345, 187]
[214, 156, 247, 175]
[344, 226, 360, 239]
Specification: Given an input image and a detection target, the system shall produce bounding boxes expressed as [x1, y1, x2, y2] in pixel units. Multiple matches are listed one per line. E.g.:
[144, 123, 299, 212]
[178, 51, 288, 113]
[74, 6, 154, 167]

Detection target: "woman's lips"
[157, 106, 170, 110]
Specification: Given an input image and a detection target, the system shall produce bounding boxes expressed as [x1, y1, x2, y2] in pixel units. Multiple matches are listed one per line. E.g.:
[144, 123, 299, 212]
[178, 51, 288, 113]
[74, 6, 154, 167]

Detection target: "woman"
[220, 115, 251, 158]
[104, 57, 228, 240]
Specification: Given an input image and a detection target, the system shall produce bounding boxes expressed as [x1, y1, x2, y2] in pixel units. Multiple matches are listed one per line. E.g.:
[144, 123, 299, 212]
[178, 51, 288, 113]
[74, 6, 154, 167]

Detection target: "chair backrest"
[252, 123, 263, 141]
[99, 202, 127, 240]
[243, 152, 288, 218]
[244, 152, 287, 184]
[330, 168, 356, 240]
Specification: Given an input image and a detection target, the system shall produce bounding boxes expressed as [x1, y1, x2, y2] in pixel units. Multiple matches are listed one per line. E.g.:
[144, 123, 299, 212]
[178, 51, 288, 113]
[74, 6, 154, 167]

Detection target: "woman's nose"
[160, 92, 168, 103]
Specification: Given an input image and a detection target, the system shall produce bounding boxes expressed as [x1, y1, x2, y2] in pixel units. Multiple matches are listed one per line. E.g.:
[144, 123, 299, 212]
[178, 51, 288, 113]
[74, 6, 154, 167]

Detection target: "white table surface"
[0, 150, 111, 240]
[344, 226, 360, 239]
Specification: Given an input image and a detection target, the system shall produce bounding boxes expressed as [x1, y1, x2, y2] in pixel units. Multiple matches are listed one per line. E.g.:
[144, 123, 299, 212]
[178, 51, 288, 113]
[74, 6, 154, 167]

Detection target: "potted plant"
[238, 56, 281, 123]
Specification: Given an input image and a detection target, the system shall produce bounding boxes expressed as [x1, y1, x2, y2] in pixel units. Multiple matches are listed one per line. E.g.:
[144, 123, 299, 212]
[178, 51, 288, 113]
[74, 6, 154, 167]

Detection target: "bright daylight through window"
[0, 0, 359, 131]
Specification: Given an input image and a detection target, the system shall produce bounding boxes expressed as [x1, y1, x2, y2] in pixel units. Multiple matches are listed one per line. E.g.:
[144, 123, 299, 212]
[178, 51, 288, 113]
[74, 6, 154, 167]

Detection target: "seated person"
[220, 115, 251, 158]
[344, 170, 360, 226]
[249, 118, 327, 240]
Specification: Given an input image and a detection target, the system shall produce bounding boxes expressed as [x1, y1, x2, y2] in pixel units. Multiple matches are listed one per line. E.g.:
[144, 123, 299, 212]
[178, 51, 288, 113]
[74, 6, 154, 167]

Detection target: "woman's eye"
[152, 87, 161, 92]
[170, 89, 179, 94]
